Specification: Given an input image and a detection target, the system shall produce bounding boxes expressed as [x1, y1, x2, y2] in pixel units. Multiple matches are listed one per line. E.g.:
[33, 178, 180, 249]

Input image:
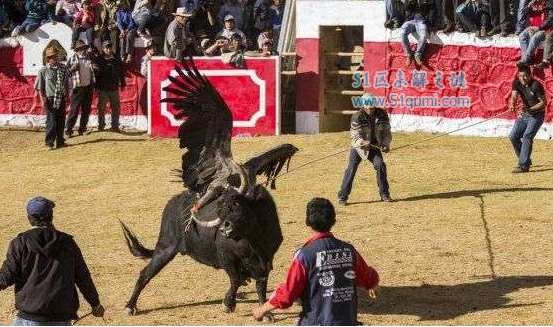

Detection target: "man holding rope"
[338, 93, 393, 205]
[509, 63, 546, 173]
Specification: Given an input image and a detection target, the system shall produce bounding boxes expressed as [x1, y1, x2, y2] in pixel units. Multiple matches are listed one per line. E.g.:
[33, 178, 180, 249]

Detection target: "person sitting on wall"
[400, 0, 434, 68]
[72, 0, 94, 48]
[116, 0, 137, 64]
[55, 0, 81, 25]
[11, 0, 56, 37]
[519, 0, 548, 65]
[535, 0, 553, 69]
[455, 0, 493, 38]
[385, 0, 405, 29]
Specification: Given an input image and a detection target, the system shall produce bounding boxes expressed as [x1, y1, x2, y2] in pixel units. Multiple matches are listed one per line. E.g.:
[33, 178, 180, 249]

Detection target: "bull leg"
[256, 277, 275, 323]
[125, 246, 178, 315]
[222, 265, 244, 313]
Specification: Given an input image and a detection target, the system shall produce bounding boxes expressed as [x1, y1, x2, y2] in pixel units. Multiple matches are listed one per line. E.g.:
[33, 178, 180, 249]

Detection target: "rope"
[262, 109, 512, 185]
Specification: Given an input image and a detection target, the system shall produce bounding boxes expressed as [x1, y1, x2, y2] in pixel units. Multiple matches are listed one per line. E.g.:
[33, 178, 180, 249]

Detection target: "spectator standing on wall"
[11, 0, 56, 37]
[116, 0, 136, 64]
[164, 7, 194, 59]
[519, 0, 547, 64]
[95, 40, 125, 132]
[0, 197, 105, 326]
[400, 0, 434, 68]
[34, 46, 71, 149]
[509, 63, 546, 173]
[55, 0, 81, 25]
[72, 0, 94, 47]
[217, 0, 245, 31]
[65, 40, 96, 137]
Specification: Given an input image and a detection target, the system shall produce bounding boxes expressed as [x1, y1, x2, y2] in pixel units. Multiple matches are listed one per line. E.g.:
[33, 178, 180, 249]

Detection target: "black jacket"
[95, 55, 126, 91]
[404, 0, 435, 26]
[0, 228, 100, 322]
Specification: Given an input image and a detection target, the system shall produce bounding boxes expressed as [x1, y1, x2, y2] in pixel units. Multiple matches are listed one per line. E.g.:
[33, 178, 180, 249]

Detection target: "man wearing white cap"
[216, 14, 247, 47]
[164, 7, 195, 59]
[338, 93, 393, 205]
[217, 0, 245, 30]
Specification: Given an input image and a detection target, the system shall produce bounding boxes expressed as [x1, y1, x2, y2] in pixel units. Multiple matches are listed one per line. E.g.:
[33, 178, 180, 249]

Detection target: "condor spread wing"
[161, 56, 234, 193]
[243, 144, 299, 190]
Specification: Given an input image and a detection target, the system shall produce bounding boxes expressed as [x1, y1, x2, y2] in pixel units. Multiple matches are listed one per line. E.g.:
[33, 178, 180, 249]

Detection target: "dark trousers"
[66, 85, 93, 134]
[97, 89, 121, 130]
[491, 0, 514, 33]
[509, 111, 544, 170]
[45, 98, 66, 146]
[338, 149, 390, 200]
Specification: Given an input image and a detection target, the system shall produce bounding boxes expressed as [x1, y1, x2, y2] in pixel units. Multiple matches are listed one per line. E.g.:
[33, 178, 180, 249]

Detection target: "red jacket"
[269, 232, 379, 309]
[74, 8, 95, 28]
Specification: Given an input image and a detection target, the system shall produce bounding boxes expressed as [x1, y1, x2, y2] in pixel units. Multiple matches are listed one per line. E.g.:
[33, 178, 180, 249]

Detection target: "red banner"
[148, 57, 280, 137]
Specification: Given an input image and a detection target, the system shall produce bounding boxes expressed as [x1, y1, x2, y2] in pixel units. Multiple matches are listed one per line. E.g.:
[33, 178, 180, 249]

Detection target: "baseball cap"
[27, 197, 55, 221]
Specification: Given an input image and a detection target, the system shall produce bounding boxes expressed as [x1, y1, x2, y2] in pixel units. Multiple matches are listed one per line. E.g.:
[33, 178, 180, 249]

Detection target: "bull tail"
[119, 220, 154, 260]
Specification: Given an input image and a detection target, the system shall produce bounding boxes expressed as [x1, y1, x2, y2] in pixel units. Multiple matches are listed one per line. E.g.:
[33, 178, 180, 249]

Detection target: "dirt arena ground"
[0, 129, 552, 325]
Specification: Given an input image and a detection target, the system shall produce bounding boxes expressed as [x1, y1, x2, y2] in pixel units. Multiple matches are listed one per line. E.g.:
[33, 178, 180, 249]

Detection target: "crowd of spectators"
[0, 0, 284, 69]
[386, 0, 553, 69]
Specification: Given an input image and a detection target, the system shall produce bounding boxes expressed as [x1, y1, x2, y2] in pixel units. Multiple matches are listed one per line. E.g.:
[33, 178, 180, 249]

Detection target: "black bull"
[120, 185, 283, 315]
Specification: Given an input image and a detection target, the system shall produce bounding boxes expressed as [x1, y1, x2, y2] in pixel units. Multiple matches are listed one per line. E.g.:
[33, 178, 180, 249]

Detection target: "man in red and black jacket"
[252, 198, 379, 325]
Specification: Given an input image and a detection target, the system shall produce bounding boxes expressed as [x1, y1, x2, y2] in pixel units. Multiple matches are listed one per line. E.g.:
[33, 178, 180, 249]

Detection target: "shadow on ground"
[359, 275, 553, 321]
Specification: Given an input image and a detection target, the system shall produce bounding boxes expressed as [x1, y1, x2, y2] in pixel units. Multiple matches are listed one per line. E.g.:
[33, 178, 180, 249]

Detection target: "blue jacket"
[116, 9, 136, 30]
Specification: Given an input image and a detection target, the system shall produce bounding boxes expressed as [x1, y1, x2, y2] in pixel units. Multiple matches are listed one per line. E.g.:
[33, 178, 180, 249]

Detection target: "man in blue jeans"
[338, 93, 393, 205]
[509, 63, 546, 173]
[400, 0, 434, 67]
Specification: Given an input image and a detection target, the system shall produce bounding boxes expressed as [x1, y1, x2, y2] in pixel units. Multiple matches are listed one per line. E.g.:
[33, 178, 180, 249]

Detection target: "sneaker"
[45, 143, 54, 150]
[512, 167, 529, 174]
[381, 195, 394, 202]
[384, 20, 394, 29]
[338, 199, 347, 206]
[56, 143, 67, 149]
[110, 127, 121, 133]
[392, 21, 401, 29]
[65, 130, 74, 138]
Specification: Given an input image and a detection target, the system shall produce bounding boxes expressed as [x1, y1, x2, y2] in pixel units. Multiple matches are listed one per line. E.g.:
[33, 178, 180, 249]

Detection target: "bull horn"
[236, 165, 249, 195]
[191, 212, 222, 228]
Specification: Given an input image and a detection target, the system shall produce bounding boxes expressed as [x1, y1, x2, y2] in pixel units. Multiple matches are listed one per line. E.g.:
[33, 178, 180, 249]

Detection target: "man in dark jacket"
[95, 39, 126, 132]
[252, 198, 379, 325]
[337, 93, 393, 205]
[0, 197, 105, 326]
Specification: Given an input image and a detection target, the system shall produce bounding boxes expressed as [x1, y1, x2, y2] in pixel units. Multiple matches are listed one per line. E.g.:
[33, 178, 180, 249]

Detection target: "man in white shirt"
[65, 40, 96, 137]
